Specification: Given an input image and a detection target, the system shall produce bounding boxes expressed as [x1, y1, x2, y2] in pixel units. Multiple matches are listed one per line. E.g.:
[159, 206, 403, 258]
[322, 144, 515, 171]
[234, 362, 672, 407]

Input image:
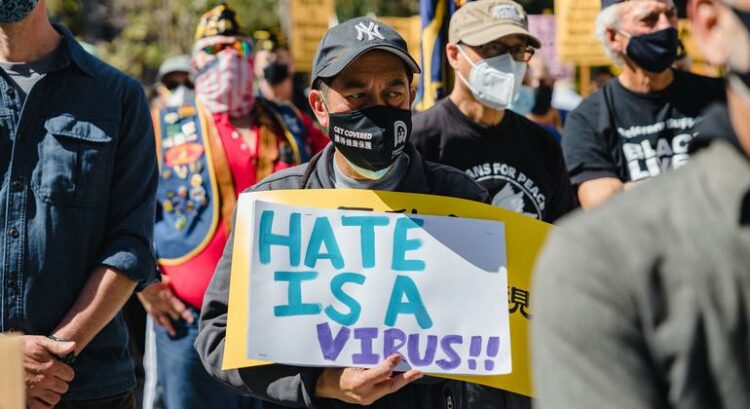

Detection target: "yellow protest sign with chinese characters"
[555, 0, 612, 66]
[222, 189, 552, 397]
[290, 0, 335, 72]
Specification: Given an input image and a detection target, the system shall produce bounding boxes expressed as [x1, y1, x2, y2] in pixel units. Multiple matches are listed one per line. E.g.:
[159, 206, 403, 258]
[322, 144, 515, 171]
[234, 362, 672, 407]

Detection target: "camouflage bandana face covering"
[0, 0, 38, 23]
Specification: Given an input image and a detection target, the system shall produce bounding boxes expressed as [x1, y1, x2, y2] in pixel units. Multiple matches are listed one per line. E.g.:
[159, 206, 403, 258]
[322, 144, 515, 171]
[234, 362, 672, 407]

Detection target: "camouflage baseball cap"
[449, 0, 541, 48]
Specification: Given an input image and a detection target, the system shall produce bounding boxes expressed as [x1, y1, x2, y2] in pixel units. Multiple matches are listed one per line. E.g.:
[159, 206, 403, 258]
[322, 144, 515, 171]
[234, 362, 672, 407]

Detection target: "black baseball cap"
[311, 17, 421, 85]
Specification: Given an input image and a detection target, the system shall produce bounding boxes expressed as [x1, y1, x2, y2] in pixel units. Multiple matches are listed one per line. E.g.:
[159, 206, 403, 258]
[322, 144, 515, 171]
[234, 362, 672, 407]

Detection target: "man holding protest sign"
[196, 17, 494, 409]
[533, 0, 750, 407]
[411, 0, 577, 224]
[561, 0, 724, 209]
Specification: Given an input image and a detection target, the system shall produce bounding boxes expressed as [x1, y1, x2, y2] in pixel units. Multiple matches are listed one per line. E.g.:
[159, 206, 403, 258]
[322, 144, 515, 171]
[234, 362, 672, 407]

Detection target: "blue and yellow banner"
[416, 0, 472, 111]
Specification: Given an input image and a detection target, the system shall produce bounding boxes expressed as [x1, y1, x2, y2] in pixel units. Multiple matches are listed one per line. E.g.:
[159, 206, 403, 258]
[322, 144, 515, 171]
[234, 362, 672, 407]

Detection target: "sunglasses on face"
[164, 80, 194, 91]
[201, 40, 253, 57]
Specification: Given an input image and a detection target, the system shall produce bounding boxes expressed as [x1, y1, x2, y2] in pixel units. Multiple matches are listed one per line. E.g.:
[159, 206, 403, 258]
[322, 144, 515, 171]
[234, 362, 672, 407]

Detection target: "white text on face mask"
[333, 126, 374, 140]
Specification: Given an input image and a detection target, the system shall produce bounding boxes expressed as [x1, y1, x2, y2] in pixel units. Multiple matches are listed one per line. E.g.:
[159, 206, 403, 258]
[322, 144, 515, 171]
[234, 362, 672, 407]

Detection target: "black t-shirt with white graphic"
[562, 70, 725, 185]
[411, 97, 577, 223]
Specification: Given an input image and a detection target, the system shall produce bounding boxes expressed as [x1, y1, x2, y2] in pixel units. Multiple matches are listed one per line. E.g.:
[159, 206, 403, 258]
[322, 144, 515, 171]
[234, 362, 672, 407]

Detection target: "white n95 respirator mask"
[457, 45, 526, 110]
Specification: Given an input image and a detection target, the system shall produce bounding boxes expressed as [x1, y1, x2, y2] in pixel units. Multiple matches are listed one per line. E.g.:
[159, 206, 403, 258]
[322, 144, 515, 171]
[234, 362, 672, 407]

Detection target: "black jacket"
[195, 143, 489, 408]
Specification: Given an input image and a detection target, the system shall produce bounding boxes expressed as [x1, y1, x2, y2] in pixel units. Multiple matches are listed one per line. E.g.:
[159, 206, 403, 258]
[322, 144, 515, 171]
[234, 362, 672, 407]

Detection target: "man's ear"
[606, 27, 624, 54]
[308, 89, 329, 129]
[409, 85, 417, 106]
[446, 42, 461, 70]
[689, 0, 728, 66]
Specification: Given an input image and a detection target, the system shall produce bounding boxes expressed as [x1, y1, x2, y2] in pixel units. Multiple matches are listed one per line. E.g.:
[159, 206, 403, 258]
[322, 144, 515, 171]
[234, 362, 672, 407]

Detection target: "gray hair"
[595, 4, 624, 65]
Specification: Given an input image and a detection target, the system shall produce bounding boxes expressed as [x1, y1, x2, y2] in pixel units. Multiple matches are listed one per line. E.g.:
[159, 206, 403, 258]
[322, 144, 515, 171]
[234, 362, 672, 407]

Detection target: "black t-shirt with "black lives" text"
[411, 97, 577, 223]
[562, 70, 725, 185]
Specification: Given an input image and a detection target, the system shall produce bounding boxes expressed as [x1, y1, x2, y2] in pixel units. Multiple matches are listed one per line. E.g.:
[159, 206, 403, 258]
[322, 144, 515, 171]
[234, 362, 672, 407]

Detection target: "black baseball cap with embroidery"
[311, 17, 421, 85]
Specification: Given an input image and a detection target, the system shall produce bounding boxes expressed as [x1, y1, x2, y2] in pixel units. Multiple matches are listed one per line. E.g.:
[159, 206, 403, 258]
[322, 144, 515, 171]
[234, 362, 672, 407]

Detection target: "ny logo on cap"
[355, 21, 385, 41]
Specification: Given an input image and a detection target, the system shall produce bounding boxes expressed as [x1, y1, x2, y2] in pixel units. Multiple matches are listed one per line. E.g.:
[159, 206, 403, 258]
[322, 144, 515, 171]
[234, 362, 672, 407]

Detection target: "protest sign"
[527, 15, 574, 81]
[222, 189, 552, 396]
[246, 200, 511, 375]
[0, 334, 24, 409]
[377, 16, 422, 65]
[555, 0, 611, 66]
[290, 0, 334, 72]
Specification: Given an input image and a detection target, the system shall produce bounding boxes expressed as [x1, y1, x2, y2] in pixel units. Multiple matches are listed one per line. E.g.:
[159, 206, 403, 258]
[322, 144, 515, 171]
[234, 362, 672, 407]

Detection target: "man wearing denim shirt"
[0, 1, 158, 409]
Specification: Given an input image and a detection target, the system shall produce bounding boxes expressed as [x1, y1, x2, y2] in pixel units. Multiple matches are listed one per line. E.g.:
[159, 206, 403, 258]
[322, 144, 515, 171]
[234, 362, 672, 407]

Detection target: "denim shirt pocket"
[36, 115, 115, 207]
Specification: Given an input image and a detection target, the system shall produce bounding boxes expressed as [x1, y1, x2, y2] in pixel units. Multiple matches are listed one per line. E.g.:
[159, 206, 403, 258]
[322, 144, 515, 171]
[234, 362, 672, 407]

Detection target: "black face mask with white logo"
[327, 105, 412, 172]
[625, 27, 679, 73]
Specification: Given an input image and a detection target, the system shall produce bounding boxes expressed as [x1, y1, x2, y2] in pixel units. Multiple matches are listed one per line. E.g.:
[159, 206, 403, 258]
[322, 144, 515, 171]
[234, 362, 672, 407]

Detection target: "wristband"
[47, 335, 77, 365]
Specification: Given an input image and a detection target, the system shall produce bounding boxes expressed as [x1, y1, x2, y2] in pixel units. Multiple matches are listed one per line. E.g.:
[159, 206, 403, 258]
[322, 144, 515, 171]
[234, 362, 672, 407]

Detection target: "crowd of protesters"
[1, 0, 748, 408]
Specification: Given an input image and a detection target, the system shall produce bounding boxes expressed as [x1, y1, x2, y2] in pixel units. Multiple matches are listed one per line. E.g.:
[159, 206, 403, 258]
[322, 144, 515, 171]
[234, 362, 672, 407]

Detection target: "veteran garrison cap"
[449, 0, 541, 48]
[195, 3, 242, 40]
[311, 17, 421, 85]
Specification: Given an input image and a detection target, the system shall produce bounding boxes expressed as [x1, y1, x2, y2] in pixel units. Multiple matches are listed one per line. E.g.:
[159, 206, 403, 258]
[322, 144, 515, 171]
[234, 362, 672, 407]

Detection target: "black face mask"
[625, 27, 678, 73]
[327, 105, 412, 171]
[729, 6, 750, 90]
[263, 61, 290, 86]
[531, 85, 553, 116]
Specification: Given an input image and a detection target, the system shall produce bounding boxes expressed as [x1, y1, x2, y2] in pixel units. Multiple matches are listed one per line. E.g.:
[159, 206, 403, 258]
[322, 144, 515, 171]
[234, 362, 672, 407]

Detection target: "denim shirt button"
[11, 180, 22, 191]
[6, 87, 14, 98]
[8, 227, 19, 238]
[5, 278, 18, 293]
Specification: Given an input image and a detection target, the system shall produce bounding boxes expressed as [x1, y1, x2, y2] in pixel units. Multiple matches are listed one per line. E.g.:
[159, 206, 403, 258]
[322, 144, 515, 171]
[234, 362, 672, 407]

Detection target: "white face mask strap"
[455, 44, 481, 94]
[457, 44, 479, 69]
[455, 66, 479, 96]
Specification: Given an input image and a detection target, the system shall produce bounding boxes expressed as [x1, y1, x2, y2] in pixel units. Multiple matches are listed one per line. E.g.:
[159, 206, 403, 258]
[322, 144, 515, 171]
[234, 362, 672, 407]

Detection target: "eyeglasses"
[470, 42, 535, 62]
[201, 40, 252, 57]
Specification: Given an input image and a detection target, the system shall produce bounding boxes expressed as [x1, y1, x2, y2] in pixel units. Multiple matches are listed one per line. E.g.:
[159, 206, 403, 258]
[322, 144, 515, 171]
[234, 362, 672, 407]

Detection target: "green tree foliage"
[46, 0, 551, 82]
[48, 0, 280, 81]
[335, 0, 418, 20]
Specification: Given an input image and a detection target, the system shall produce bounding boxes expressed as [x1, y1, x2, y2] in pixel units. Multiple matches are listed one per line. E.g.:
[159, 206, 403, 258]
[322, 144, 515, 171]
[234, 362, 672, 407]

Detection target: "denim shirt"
[0, 26, 158, 400]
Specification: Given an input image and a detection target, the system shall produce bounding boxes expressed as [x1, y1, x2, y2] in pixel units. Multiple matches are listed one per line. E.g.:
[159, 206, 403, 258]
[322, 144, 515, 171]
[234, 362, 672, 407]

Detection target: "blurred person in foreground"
[138, 4, 326, 409]
[195, 16, 492, 409]
[532, 0, 750, 407]
[0, 0, 159, 408]
[411, 0, 576, 224]
[562, 0, 724, 209]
